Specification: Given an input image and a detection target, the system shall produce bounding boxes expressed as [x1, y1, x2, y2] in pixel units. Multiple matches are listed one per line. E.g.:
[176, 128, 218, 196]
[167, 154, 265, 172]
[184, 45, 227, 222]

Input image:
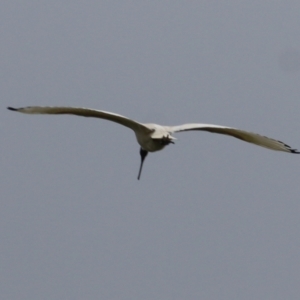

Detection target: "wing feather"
[7, 106, 151, 133]
[168, 123, 299, 153]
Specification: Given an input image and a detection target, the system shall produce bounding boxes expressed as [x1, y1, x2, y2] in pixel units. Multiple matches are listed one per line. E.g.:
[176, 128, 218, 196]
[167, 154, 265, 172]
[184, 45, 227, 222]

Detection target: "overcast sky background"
[2, 1, 300, 299]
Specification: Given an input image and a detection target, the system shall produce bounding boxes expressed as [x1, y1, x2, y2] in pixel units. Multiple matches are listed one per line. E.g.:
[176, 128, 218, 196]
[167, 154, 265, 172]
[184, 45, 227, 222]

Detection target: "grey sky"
[2, 1, 300, 299]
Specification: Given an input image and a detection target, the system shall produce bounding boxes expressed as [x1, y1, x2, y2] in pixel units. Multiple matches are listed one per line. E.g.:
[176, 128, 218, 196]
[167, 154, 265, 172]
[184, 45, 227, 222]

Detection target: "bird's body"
[7, 106, 299, 179]
[135, 123, 176, 152]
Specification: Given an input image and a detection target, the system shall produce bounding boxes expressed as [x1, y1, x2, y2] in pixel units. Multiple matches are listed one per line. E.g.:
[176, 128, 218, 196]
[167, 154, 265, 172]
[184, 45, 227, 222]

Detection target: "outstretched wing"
[7, 106, 151, 133]
[168, 123, 299, 153]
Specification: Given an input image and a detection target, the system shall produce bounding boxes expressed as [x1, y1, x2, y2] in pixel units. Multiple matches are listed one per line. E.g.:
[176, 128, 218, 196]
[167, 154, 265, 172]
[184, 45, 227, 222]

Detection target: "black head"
[137, 148, 148, 180]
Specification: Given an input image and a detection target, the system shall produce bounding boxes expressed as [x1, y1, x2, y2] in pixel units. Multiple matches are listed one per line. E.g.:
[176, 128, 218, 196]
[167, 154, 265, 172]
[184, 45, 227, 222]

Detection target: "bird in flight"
[7, 106, 299, 180]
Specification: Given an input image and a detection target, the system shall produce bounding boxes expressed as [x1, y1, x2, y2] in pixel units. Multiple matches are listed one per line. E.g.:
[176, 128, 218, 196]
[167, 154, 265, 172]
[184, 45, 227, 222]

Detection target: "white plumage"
[8, 106, 299, 180]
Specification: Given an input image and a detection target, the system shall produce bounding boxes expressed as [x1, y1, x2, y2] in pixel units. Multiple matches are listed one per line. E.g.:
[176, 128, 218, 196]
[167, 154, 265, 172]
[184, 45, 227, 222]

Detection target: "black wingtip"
[291, 149, 300, 154]
[7, 107, 18, 111]
[279, 140, 300, 154]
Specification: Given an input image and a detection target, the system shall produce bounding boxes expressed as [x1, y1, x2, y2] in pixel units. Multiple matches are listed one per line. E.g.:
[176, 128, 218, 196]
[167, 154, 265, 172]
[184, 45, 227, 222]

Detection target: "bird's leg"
[137, 148, 148, 180]
[160, 135, 175, 145]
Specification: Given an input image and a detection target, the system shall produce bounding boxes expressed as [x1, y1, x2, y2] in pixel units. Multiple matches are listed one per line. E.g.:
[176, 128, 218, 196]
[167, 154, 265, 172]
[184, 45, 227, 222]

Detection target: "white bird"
[7, 106, 299, 180]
